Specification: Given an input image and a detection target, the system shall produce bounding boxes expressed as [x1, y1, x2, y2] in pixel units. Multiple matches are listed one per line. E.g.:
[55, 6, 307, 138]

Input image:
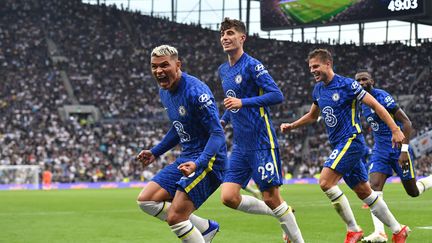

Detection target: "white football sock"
[370, 191, 385, 233]
[417, 175, 432, 195]
[273, 202, 304, 243]
[363, 191, 401, 234]
[138, 201, 209, 233]
[237, 195, 274, 215]
[137, 201, 170, 221]
[170, 220, 204, 243]
[189, 214, 209, 233]
[324, 186, 361, 232]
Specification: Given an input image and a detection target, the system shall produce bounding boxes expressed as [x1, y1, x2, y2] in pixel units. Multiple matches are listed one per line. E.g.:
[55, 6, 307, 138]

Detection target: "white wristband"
[401, 144, 409, 152]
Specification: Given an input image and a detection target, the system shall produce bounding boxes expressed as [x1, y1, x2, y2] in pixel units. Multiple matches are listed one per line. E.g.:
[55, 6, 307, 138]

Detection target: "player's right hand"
[136, 150, 156, 167]
[280, 123, 294, 133]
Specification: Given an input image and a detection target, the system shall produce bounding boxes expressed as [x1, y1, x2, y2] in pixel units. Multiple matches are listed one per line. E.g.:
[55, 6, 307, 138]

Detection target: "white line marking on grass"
[417, 226, 432, 230]
[0, 209, 137, 216]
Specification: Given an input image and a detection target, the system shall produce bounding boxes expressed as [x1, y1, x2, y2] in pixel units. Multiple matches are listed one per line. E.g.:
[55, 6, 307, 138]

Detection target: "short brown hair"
[220, 17, 246, 34]
[307, 48, 333, 65]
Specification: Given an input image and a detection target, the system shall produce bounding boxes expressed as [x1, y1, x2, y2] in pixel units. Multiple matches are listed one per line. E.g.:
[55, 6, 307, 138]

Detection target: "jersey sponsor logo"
[226, 89, 239, 113]
[352, 81, 364, 95]
[255, 64, 265, 72]
[235, 74, 242, 84]
[332, 93, 340, 101]
[351, 80, 359, 89]
[384, 95, 395, 107]
[256, 70, 269, 78]
[173, 121, 191, 143]
[198, 93, 210, 103]
[198, 94, 213, 110]
[178, 106, 187, 116]
[254, 64, 269, 78]
[322, 106, 338, 127]
[367, 116, 379, 131]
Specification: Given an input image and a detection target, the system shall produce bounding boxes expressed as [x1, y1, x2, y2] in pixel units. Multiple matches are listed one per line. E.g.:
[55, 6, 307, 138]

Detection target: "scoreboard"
[261, 0, 430, 30]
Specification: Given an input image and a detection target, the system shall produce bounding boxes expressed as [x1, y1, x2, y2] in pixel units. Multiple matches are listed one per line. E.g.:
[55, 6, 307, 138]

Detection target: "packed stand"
[0, 0, 431, 182]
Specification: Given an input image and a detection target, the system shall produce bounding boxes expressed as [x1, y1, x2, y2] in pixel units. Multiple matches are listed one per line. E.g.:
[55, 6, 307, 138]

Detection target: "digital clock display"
[261, 0, 427, 30]
[387, 0, 419, 12]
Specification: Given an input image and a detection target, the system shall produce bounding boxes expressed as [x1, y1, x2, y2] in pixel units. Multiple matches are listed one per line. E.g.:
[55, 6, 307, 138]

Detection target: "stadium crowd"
[0, 0, 431, 183]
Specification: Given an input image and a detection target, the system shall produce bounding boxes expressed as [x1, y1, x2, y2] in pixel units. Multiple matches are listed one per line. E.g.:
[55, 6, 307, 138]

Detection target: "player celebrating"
[356, 70, 432, 243]
[281, 48, 409, 243]
[136, 45, 227, 243]
[218, 18, 304, 243]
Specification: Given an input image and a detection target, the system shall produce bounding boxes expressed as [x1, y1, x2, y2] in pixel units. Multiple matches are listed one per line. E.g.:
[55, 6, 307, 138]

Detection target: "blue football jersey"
[218, 53, 283, 151]
[312, 74, 366, 146]
[154, 72, 227, 170]
[362, 88, 401, 150]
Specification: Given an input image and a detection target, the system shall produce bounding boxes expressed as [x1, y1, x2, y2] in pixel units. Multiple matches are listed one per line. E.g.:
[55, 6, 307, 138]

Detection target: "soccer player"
[218, 18, 304, 243]
[355, 70, 432, 243]
[136, 45, 227, 243]
[280, 48, 410, 243]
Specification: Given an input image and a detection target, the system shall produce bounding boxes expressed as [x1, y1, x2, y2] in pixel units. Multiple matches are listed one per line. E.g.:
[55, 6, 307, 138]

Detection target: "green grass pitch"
[280, 0, 358, 24]
[1, 184, 432, 242]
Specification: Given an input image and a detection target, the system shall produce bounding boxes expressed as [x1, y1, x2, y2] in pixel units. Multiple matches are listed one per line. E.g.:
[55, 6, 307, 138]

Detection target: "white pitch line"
[416, 226, 432, 230]
[0, 209, 138, 216]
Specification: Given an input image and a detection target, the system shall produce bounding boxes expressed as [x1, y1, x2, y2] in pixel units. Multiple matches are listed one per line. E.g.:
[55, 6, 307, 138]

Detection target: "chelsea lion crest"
[235, 74, 242, 84]
[332, 93, 340, 101]
[178, 106, 187, 116]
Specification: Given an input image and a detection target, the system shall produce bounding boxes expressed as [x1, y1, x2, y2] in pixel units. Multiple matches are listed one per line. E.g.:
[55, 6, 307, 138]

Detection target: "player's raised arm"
[361, 92, 405, 147]
[281, 102, 320, 133]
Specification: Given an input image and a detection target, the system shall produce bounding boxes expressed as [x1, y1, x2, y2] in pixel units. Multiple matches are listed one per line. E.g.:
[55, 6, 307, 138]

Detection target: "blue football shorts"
[152, 156, 224, 209]
[224, 147, 283, 192]
[324, 135, 368, 189]
[368, 147, 416, 181]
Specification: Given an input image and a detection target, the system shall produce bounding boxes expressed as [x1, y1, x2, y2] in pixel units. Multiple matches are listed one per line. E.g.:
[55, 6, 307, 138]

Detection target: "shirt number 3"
[322, 106, 338, 127]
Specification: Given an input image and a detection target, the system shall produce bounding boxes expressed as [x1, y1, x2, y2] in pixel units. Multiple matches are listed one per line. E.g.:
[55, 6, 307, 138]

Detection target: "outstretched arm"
[150, 126, 180, 157]
[136, 126, 180, 167]
[362, 93, 405, 147]
[281, 103, 320, 133]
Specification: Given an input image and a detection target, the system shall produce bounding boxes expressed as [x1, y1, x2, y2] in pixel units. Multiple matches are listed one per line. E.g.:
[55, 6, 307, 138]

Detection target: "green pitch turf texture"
[280, 0, 357, 24]
[1, 184, 431, 242]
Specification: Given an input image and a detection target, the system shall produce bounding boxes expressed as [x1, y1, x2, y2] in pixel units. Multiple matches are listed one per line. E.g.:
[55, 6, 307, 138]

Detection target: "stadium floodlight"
[0, 165, 40, 190]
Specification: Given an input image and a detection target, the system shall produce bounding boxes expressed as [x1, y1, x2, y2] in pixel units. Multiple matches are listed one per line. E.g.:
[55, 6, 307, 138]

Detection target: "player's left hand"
[177, 161, 197, 177]
[391, 129, 405, 148]
[398, 151, 410, 170]
[224, 97, 242, 110]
